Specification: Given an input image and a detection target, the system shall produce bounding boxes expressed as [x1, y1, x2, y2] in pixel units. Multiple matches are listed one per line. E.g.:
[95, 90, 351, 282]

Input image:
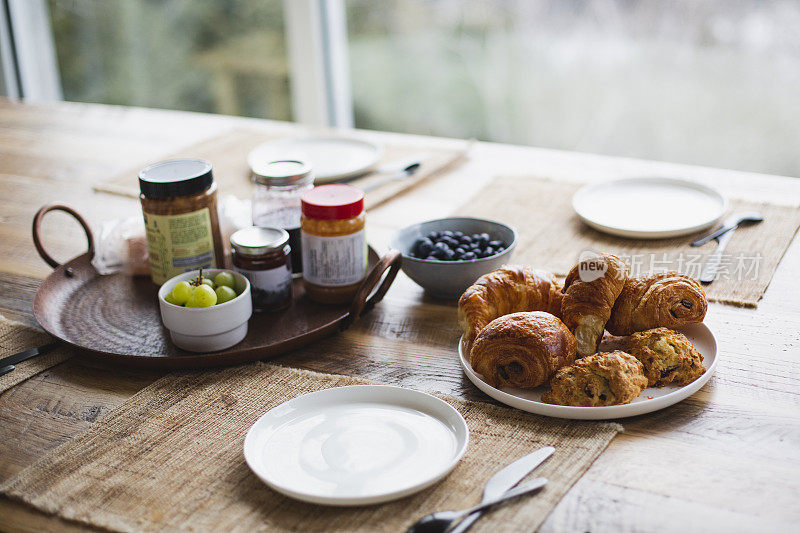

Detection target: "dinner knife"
[449, 446, 555, 533]
[699, 225, 734, 284]
[0, 342, 60, 370]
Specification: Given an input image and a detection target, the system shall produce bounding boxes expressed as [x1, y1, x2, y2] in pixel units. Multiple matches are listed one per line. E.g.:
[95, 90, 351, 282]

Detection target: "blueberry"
[489, 240, 504, 248]
[454, 247, 467, 255]
[462, 251, 477, 260]
[426, 253, 439, 260]
[431, 247, 446, 259]
[442, 249, 456, 261]
[453, 231, 464, 239]
[477, 234, 489, 247]
[459, 235, 472, 245]
[435, 241, 450, 251]
[496, 246, 505, 254]
[441, 230, 454, 238]
[427, 231, 440, 241]
[469, 242, 480, 250]
[416, 238, 434, 255]
[484, 246, 495, 256]
[444, 237, 460, 248]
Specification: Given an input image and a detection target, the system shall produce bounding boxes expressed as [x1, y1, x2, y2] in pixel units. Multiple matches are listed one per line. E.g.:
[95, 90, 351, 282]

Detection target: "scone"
[627, 327, 706, 387]
[541, 351, 648, 406]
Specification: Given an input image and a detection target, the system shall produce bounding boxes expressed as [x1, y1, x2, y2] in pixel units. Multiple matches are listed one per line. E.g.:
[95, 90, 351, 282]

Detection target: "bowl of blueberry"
[390, 217, 516, 299]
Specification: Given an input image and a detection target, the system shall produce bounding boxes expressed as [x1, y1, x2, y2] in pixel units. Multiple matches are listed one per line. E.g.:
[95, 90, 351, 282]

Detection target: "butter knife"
[449, 446, 555, 533]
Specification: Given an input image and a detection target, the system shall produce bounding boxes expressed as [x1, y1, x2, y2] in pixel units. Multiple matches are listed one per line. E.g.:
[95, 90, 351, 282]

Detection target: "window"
[47, 0, 291, 120]
[4, 0, 800, 177]
[346, 0, 800, 177]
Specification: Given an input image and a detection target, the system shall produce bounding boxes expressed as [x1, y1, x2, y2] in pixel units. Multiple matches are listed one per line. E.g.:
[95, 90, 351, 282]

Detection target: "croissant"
[458, 265, 563, 355]
[561, 253, 629, 358]
[470, 311, 576, 388]
[606, 272, 708, 335]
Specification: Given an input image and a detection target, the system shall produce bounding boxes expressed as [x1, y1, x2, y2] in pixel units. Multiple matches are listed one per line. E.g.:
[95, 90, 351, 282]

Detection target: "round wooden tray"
[31, 204, 402, 369]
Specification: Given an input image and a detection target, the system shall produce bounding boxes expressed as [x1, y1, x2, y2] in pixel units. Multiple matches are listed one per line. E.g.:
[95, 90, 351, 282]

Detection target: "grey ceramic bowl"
[390, 217, 517, 300]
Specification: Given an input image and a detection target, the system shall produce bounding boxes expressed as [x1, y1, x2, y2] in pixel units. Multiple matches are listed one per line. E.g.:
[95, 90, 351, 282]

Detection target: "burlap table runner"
[1, 362, 619, 532]
[455, 176, 800, 307]
[0, 314, 72, 393]
[94, 128, 469, 211]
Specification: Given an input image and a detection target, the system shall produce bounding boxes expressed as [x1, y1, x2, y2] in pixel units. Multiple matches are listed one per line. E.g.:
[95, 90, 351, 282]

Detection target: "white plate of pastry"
[458, 324, 717, 420]
[572, 177, 727, 239]
[457, 255, 717, 420]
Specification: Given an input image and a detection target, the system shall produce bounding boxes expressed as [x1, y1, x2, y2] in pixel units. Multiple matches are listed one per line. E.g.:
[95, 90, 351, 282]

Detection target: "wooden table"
[1, 98, 799, 532]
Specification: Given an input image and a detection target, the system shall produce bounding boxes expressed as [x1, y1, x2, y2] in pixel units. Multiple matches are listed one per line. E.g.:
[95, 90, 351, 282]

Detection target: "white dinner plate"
[248, 137, 384, 182]
[572, 177, 727, 239]
[243, 385, 468, 506]
[459, 323, 717, 420]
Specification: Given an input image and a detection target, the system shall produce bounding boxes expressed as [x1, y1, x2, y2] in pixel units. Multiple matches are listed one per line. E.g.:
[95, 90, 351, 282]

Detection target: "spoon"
[690, 211, 764, 247]
[406, 477, 547, 533]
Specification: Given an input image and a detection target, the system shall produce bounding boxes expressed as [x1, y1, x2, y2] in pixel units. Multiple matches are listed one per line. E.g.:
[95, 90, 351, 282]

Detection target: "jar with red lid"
[230, 226, 292, 312]
[300, 184, 366, 304]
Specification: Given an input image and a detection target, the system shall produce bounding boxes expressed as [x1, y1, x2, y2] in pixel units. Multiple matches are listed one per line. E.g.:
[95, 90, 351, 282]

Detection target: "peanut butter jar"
[139, 159, 224, 285]
[300, 184, 366, 304]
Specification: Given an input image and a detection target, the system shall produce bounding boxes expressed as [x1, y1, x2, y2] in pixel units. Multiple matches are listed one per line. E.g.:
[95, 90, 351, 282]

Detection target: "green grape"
[201, 278, 215, 289]
[185, 284, 217, 307]
[215, 285, 237, 304]
[171, 281, 193, 305]
[214, 271, 236, 289]
[163, 291, 179, 306]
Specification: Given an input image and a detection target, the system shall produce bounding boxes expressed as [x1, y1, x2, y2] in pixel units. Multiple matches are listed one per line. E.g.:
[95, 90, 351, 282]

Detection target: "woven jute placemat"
[455, 176, 800, 307]
[1, 362, 619, 532]
[94, 128, 469, 211]
[0, 314, 72, 393]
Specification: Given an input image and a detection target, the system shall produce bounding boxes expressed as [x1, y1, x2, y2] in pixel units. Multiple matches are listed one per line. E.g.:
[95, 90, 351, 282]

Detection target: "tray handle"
[32, 204, 95, 272]
[342, 250, 402, 331]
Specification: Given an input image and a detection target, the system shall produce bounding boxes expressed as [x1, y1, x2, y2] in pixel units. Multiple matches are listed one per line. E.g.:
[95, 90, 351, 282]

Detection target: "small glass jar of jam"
[300, 184, 366, 304]
[139, 159, 224, 285]
[230, 227, 292, 312]
[251, 159, 314, 276]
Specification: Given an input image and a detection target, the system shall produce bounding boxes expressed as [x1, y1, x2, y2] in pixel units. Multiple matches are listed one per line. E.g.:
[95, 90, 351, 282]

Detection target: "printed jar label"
[301, 229, 367, 286]
[234, 263, 292, 309]
[143, 207, 216, 285]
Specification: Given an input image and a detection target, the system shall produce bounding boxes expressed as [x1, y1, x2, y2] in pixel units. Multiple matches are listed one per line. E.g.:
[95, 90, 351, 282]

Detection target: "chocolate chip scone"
[541, 351, 648, 406]
[627, 327, 706, 387]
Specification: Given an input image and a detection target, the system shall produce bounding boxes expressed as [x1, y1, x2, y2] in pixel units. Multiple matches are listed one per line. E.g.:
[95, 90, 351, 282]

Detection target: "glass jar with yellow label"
[139, 159, 224, 285]
[300, 184, 366, 304]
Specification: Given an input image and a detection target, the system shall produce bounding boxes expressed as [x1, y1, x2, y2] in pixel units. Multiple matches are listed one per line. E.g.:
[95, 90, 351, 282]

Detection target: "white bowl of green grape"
[158, 269, 252, 352]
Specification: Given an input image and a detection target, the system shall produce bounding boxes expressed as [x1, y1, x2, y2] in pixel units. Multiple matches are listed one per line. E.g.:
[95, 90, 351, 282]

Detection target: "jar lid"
[138, 159, 214, 199]
[301, 184, 364, 220]
[252, 159, 314, 187]
[230, 226, 290, 256]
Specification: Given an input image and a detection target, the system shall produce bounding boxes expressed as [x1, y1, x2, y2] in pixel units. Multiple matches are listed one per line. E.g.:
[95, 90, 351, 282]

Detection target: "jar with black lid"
[230, 226, 292, 312]
[139, 159, 224, 285]
[251, 159, 314, 275]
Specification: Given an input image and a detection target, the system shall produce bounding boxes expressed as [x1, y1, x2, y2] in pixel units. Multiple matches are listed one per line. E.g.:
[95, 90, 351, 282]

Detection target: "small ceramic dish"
[244, 385, 469, 505]
[158, 269, 252, 352]
[390, 217, 517, 299]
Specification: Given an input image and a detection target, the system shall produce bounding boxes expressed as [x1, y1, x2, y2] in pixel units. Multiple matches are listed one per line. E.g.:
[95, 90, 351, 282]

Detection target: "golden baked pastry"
[561, 253, 629, 358]
[470, 311, 576, 389]
[606, 272, 707, 335]
[458, 266, 564, 356]
[627, 327, 706, 386]
[541, 351, 648, 406]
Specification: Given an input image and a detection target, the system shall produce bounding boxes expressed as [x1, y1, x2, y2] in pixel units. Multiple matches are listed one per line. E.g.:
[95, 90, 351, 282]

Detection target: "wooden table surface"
[1, 99, 799, 532]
